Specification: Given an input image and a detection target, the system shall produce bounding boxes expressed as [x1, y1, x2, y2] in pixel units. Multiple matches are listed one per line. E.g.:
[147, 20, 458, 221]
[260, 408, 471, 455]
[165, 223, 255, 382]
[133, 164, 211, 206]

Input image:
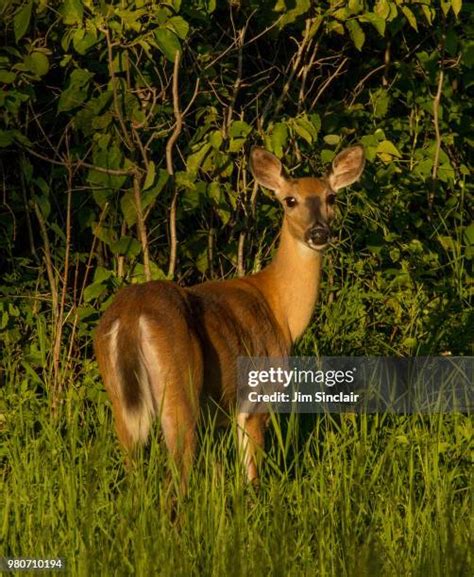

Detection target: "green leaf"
[116, 8, 147, 31]
[463, 223, 474, 246]
[187, 142, 212, 174]
[182, 183, 204, 209]
[420, 5, 434, 24]
[24, 52, 49, 77]
[440, 0, 451, 15]
[92, 223, 117, 245]
[74, 91, 113, 135]
[327, 20, 345, 35]
[371, 88, 390, 118]
[308, 16, 323, 39]
[168, 16, 189, 39]
[148, 261, 167, 281]
[403, 336, 418, 349]
[0, 130, 14, 147]
[84, 281, 108, 302]
[359, 13, 386, 36]
[229, 120, 252, 138]
[175, 171, 196, 190]
[228, 137, 246, 152]
[271, 122, 288, 157]
[413, 158, 432, 179]
[140, 170, 169, 215]
[451, 0, 462, 17]
[208, 182, 221, 203]
[209, 130, 223, 150]
[323, 134, 340, 146]
[293, 115, 318, 144]
[143, 161, 156, 191]
[277, 0, 311, 28]
[333, 8, 350, 21]
[128, 261, 165, 282]
[0, 70, 16, 83]
[348, 0, 363, 13]
[310, 113, 321, 135]
[321, 149, 335, 164]
[94, 266, 114, 284]
[14, 0, 33, 43]
[62, 0, 84, 25]
[387, 3, 398, 21]
[401, 6, 418, 31]
[58, 69, 93, 112]
[217, 205, 231, 225]
[88, 144, 129, 196]
[195, 249, 208, 274]
[293, 124, 311, 144]
[120, 191, 136, 226]
[346, 20, 365, 50]
[34, 176, 49, 196]
[110, 236, 142, 258]
[376, 140, 401, 160]
[438, 235, 458, 252]
[374, 0, 390, 20]
[150, 169, 169, 198]
[72, 29, 98, 55]
[154, 28, 181, 62]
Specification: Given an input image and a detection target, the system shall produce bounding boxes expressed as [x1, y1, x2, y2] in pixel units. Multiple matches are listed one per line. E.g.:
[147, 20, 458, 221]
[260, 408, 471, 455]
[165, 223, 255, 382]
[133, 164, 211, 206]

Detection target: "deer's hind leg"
[139, 315, 203, 494]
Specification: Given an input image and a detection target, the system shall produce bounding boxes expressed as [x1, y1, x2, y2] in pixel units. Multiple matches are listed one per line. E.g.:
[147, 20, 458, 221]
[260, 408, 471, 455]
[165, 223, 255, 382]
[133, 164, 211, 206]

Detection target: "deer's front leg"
[237, 412, 267, 484]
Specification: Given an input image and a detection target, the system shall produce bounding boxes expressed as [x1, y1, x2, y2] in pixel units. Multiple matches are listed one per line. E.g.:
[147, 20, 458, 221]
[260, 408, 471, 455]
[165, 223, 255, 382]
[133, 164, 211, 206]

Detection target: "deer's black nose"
[308, 225, 330, 245]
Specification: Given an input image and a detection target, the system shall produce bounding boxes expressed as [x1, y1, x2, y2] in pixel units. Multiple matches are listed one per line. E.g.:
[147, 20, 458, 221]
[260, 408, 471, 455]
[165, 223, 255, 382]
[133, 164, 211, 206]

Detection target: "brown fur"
[94, 146, 365, 490]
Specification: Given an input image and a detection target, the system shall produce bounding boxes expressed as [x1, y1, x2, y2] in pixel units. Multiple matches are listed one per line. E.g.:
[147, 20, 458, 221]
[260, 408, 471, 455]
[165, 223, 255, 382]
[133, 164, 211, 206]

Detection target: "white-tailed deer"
[95, 145, 365, 490]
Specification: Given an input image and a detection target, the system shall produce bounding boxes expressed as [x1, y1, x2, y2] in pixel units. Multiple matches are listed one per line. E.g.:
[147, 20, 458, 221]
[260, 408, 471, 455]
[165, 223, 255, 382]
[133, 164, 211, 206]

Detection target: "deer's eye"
[327, 193, 336, 206]
[285, 196, 298, 208]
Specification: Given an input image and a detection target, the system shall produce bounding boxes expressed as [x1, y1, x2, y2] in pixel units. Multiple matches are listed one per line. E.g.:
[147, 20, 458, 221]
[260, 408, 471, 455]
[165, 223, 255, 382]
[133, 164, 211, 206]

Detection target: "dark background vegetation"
[1, 1, 472, 404]
[0, 2, 472, 576]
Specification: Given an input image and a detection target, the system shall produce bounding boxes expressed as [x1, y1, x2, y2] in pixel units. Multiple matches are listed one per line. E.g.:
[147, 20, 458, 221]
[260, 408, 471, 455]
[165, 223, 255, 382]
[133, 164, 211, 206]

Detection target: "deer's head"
[250, 146, 365, 251]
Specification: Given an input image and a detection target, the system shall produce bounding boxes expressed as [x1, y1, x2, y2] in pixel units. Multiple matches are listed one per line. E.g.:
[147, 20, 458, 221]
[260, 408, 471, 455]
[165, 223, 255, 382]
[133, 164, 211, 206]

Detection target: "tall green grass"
[1, 359, 471, 577]
[1, 205, 471, 575]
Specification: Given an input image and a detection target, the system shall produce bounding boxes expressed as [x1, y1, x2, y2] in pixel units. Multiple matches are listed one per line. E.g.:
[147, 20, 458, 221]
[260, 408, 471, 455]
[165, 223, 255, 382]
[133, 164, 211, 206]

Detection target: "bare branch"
[33, 200, 58, 317]
[133, 172, 151, 281]
[349, 64, 386, 106]
[311, 57, 348, 109]
[26, 147, 136, 176]
[103, 27, 133, 150]
[225, 24, 247, 135]
[298, 41, 319, 113]
[166, 51, 183, 279]
[66, 202, 109, 370]
[52, 155, 73, 411]
[237, 232, 246, 278]
[275, 20, 313, 115]
[429, 67, 444, 211]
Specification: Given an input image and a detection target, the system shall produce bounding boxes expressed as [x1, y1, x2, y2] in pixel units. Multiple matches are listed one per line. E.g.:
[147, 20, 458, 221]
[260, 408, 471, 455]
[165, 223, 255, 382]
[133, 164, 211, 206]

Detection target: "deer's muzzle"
[306, 225, 330, 248]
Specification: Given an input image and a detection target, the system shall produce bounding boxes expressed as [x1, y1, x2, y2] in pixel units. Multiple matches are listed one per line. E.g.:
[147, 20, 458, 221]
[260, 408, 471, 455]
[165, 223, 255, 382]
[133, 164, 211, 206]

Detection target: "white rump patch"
[110, 317, 156, 445]
[108, 319, 120, 360]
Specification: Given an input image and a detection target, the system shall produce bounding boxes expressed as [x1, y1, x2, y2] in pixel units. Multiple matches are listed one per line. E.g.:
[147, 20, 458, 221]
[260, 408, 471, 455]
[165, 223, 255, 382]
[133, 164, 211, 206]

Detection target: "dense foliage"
[1, 1, 472, 389]
[1, 2, 472, 575]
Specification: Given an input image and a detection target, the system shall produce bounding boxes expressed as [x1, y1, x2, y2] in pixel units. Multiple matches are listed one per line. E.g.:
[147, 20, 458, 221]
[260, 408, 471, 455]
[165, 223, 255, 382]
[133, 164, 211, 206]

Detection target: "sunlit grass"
[1, 362, 471, 577]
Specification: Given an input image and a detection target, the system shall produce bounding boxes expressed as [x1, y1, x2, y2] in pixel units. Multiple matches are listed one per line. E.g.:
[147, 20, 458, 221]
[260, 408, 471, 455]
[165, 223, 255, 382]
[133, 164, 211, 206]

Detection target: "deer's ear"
[250, 148, 288, 193]
[328, 145, 365, 191]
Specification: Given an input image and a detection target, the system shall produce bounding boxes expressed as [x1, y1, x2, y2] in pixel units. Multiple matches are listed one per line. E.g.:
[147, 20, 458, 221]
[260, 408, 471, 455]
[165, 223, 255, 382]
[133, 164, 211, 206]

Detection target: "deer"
[94, 145, 365, 492]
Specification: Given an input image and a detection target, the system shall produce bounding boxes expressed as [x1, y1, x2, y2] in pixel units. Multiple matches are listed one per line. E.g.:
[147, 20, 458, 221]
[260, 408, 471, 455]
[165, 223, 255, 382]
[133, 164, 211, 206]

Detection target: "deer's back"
[97, 279, 288, 408]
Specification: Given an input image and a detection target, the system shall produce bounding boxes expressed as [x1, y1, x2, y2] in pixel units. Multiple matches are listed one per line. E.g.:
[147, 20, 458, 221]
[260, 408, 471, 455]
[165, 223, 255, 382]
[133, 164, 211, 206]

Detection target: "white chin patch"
[307, 241, 328, 251]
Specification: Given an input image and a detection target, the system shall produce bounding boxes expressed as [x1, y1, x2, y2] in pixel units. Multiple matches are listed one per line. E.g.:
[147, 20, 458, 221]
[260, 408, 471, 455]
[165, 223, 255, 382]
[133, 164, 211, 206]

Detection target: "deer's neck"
[253, 218, 323, 344]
